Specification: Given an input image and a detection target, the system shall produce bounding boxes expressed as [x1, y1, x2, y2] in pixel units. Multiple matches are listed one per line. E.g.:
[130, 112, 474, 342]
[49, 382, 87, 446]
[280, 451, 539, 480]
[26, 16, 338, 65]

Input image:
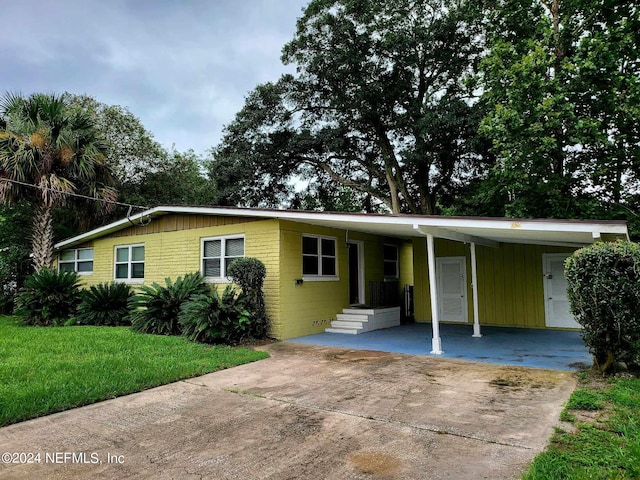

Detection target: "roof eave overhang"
[54, 205, 630, 250]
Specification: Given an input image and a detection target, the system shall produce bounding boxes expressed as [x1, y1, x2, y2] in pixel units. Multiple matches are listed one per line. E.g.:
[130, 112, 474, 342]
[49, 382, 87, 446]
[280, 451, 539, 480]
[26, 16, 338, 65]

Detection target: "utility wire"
[0, 177, 149, 210]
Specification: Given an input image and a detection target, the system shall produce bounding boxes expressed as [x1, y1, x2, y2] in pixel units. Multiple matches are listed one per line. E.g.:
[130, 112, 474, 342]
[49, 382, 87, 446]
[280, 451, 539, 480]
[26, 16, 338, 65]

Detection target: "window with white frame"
[114, 245, 145, 281]
[58, 248, 94, 274]
[383, 244, 399, 278]
[302, 235, 337, 277]
[201, 235, 245, 279]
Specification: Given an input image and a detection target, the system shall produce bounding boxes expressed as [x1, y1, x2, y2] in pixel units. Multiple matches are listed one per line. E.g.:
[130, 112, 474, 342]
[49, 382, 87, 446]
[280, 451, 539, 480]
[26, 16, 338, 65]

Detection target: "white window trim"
[302, 234, 339, 282]
[114, 244, 145, 284]
[201, 234, 245, 283]
[58, 248, 94, 275]
[383, 244, 399, 280]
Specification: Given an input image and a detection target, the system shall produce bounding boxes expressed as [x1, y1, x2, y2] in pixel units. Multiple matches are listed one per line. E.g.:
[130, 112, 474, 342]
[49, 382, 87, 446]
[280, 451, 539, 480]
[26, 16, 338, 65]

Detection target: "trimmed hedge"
[227, 257, 269, 339]
[565, 241, 640, 373]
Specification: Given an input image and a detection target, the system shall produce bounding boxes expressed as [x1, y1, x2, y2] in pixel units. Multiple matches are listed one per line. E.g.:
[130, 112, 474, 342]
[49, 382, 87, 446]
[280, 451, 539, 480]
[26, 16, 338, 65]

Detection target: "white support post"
[426, 233, 443, 354]
[470, 242, 482, 338]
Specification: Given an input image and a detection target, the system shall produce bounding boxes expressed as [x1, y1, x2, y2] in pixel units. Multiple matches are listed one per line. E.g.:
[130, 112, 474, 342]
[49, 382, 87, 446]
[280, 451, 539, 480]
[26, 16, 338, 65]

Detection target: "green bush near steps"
[565, 241, 640, 373]
[179, 286, 253, 345]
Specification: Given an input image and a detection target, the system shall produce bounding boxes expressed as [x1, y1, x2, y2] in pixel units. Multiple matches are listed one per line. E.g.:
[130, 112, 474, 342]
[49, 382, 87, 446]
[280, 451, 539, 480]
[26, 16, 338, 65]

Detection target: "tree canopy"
[212, 0, 489, 214]
[477, 0, 640, 225]
[212, 0, 639, 237]
[66, 95, 216, 221]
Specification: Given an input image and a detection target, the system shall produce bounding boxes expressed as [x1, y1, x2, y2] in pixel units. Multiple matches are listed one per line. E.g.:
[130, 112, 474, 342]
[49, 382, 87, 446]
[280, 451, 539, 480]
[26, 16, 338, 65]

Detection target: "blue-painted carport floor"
[289, 323, 591, 371]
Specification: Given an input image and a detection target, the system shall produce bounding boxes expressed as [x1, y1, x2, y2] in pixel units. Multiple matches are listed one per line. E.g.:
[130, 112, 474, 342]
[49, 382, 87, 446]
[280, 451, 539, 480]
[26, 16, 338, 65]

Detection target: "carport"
[290, 323, 592, 370]
[278, 211, 628, 353]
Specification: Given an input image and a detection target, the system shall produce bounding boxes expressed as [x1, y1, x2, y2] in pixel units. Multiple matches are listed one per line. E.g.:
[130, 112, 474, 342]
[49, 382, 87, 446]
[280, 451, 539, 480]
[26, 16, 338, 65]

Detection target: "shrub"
[227, 257, 269, 338]
[76, 282, 134, 326]
[565, 241, 640, 373]
[179, 286, 252, 345]
[0, 293, 13, 314]
[129, 272, 209, 335]
[15, 269, 81, 326]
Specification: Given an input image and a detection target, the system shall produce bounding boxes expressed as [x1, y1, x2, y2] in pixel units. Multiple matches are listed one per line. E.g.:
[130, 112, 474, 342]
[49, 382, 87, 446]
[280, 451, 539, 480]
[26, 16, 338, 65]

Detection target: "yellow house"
[54, 206, 629, 352]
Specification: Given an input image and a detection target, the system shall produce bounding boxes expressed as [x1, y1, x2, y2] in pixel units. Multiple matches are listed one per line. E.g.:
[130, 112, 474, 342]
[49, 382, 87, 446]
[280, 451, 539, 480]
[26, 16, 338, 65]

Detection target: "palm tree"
[0, 92, 117, 271]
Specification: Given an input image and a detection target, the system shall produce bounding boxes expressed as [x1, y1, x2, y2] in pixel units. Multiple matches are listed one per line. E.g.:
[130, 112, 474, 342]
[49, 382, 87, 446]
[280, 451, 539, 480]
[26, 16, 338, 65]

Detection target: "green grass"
[523, 372, 640, 479]
[0, 316, 268, 426]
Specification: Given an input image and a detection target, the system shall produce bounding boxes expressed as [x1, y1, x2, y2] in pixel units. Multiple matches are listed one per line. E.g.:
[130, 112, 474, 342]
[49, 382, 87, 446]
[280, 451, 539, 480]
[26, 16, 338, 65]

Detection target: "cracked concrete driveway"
[0, 342, 576, 479]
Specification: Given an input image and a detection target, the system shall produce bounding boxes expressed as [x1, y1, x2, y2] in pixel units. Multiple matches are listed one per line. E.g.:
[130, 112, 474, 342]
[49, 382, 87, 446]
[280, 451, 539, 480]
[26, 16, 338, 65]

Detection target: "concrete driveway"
[0, 342, 576, 479]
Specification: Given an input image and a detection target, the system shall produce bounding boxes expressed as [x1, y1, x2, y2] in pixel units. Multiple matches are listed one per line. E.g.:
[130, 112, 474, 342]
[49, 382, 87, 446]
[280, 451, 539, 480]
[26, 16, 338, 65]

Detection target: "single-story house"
[54, 206, 629, 353]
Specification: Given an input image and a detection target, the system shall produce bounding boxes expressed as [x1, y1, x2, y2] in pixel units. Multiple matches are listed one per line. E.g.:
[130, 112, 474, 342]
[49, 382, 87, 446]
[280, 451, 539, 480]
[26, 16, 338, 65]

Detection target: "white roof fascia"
[415, 217, 628, 236]
[54, 207, 163, 249]
[54, 205, 630, 250]
[413, 225, 499, 248]
[492, 238, 591, 248]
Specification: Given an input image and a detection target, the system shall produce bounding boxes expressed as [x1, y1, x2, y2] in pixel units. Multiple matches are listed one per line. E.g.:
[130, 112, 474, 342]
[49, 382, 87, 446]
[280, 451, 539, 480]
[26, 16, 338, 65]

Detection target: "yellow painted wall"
[63, 217, 282, 336]
[412, 238, 429, 322]
[398, 241, 414, 314]
[412, 239, 576, 328]
[61, 215, 407, 340]
[276, 220, 404, 339]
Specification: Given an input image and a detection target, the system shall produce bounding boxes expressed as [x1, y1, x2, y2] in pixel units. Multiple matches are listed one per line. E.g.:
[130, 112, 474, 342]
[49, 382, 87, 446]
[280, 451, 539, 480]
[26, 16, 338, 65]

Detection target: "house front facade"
[55, 206, 629, 351]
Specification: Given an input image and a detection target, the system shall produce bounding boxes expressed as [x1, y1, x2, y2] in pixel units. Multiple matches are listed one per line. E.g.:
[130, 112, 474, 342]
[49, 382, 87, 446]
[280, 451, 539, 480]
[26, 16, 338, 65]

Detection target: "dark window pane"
[77, 261, 93, 272]
[60, 250, 75, 261]
[322, 257, 336, 276]
[59, 263, 74, 272]
[204, 258, 221, 277]
[302, 236, 318, 255]
[384, 245, 398, 261]
[225, 257, 236, 275]
[132, 263, 145, 279]
[321, 238, 335, 256]
[384, 261, 397, 277]
[115, 264, 128, 279]
[302, 255, 318, 275]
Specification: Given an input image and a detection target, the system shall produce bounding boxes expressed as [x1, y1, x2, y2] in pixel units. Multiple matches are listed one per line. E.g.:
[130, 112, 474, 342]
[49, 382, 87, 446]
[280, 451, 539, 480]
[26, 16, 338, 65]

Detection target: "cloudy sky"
[0, 0, 309, 155]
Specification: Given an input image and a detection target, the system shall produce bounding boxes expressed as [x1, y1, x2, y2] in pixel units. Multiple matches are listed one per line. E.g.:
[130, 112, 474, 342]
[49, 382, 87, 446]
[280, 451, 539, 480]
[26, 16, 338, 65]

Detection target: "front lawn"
[523, 371, 640, 479]
[0, 316, 268, 426]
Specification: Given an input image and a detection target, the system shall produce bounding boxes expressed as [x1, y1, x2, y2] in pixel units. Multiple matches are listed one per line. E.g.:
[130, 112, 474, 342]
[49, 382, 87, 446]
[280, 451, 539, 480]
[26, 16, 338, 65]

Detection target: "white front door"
[543, 254, 580, 329]
[436, 257, 468, 322]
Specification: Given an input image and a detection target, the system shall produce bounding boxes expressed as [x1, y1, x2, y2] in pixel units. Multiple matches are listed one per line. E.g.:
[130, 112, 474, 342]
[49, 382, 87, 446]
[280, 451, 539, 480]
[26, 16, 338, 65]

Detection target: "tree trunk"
[32, 205, 54, 271]
[548, 0, 566, 179]
[384, 165, 402, 214]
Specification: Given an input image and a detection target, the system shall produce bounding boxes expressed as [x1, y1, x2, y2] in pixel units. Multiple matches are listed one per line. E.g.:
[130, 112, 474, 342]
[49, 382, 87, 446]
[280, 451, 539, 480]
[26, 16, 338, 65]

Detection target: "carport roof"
[55, 205, 629, 249]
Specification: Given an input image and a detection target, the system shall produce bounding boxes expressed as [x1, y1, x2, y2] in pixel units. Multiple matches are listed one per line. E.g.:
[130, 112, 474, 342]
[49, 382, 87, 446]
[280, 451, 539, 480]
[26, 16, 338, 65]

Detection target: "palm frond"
[0, 91, 25, 116]
[38, 173, 75, 207]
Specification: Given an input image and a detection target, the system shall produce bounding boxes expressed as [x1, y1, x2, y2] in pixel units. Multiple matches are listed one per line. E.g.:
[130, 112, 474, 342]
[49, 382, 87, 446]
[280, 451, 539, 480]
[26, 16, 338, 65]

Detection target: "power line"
[0, 177, 149, 210]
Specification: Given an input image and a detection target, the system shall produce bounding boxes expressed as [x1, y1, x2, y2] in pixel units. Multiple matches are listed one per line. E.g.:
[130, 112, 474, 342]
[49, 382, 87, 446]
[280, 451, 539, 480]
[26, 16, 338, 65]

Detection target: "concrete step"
[325, 327, 360, 335]
[331, 320, 365, 329]
[342, 308, 377, 315]
[336, 313, 370, 322]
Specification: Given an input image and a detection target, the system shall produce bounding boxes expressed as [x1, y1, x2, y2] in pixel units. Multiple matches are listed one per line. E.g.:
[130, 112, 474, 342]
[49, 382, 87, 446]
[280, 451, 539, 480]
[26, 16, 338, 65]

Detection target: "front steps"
[325, 306, 401, 335]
